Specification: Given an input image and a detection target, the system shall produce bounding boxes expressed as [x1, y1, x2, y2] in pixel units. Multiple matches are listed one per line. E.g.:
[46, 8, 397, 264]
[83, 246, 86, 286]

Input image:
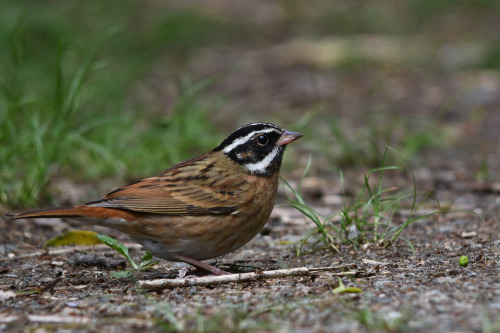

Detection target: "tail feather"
[6, 206, 140, 224]
[6, 207, 81, 220]
[7, 205, 141, 236]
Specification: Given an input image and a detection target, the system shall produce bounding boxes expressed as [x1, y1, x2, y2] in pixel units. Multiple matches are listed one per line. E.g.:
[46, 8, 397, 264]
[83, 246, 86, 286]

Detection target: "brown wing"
[85, 153, 248, 215]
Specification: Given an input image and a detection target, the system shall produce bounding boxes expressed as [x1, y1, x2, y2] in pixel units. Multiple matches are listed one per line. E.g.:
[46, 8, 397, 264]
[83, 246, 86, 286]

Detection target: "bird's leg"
[170, 252, 231, 276]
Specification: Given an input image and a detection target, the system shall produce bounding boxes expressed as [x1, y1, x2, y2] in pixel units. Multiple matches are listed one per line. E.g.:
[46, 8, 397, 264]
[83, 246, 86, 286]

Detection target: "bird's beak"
[277, 130, 303, 146]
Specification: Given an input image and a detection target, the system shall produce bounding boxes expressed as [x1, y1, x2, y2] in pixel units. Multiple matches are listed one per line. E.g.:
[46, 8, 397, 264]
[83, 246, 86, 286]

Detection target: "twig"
[0, 314, 91, 324]
[138, 266, 358, 290]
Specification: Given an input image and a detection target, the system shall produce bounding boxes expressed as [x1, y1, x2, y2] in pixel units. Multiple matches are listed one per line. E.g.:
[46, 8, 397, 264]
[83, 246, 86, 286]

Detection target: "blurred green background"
[1, 0, 499, 208]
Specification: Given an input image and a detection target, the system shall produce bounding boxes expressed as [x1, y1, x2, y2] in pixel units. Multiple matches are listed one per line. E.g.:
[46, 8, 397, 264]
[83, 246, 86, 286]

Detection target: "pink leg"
[170, 253, 230, 276]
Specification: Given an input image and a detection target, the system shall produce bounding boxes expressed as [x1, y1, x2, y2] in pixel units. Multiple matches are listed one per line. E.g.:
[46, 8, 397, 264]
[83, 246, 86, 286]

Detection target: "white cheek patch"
[222, 128, 279, 153]
[244, 146, 280, 173]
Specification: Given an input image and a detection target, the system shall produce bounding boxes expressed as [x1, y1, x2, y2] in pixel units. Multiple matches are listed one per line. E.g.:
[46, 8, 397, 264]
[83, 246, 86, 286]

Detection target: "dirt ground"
[1, 2, 500, 332]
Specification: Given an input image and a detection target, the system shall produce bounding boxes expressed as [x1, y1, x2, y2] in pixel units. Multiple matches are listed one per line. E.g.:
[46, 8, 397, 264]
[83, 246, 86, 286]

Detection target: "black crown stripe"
[213, 123, 282, 152]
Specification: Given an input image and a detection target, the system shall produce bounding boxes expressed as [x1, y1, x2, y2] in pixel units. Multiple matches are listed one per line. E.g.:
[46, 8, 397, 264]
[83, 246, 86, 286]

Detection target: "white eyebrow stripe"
[222, 128, 279, 153]
[244, 146, 280, 173]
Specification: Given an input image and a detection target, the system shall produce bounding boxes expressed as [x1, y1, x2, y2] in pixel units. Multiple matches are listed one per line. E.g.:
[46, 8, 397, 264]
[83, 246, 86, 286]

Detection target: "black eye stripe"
[256, 134, 269, 146]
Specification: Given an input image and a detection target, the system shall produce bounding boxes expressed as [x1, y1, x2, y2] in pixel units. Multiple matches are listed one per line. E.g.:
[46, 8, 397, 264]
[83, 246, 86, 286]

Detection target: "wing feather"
[86, 153, 247, 216]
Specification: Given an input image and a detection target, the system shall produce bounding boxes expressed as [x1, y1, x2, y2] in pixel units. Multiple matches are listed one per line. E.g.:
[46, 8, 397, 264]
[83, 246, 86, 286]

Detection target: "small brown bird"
[7, 123, 302, 275]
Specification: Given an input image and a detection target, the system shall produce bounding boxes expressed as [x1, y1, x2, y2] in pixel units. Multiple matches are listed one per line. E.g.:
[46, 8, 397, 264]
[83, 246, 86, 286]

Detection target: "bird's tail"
[5, 205, 141, 238]
[5, 207, 82, 220]
[5, 206, 139, 230]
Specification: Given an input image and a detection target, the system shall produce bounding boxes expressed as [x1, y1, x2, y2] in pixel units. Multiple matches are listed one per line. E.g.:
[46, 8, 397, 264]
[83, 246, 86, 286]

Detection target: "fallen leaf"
[332, 277, 362, 294]
[44, 230, 102, 247]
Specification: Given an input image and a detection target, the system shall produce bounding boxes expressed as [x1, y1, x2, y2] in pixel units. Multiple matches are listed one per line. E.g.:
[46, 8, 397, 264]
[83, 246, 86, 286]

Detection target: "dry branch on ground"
[138, 266, 358, 290]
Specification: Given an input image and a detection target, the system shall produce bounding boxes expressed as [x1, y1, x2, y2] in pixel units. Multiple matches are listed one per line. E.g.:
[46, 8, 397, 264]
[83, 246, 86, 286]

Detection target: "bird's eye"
[256, 134, 269, 146]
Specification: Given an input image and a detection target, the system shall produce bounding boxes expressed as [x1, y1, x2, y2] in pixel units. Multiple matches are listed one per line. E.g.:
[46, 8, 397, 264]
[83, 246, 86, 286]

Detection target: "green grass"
[284, 148, 444, 255]
[0, 2, 239, 208]
[95, 235, 158, 275]
[0, 51, 223, 208]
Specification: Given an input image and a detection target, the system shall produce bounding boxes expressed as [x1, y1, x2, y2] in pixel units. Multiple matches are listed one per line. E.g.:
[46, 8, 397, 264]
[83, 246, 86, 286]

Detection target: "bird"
[6, 123, 303, 275]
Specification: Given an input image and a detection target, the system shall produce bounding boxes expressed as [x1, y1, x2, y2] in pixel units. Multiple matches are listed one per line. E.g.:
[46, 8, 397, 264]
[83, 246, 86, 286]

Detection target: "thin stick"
[138, 266, 358, 290]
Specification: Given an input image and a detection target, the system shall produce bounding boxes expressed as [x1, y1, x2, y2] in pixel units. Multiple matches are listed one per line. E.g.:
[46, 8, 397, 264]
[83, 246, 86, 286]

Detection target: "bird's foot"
[170, 252, 231, 276]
